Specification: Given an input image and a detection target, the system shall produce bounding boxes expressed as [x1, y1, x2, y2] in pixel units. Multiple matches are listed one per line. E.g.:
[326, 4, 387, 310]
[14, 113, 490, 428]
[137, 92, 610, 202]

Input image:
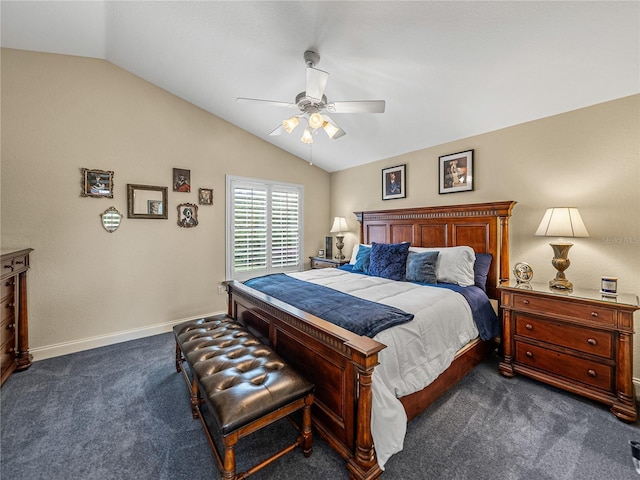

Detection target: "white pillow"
[409, 246, 476, 286]
[349, 243, 371, 264]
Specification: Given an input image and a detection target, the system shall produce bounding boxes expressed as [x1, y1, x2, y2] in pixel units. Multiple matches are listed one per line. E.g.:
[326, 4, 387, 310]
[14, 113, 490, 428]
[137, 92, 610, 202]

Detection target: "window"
[226, 176, 304, 281]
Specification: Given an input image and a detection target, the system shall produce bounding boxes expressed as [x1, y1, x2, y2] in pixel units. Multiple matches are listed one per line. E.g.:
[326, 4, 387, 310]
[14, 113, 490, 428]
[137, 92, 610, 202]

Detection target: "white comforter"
[287, 268, 479, 468]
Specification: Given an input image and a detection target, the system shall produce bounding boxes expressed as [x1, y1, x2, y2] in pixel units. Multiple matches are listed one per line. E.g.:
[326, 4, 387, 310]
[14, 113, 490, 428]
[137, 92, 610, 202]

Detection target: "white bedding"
[287, 268, 479, 469]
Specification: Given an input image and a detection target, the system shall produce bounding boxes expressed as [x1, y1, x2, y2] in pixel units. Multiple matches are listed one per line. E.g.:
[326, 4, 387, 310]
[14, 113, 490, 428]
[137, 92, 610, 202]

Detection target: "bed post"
[347, 350, 383, 480]
[499, 213, 511, 284]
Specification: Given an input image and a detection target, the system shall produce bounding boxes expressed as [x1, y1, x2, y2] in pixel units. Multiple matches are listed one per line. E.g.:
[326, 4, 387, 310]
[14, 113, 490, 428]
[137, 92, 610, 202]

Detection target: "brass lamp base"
[549, 242, 573, 290]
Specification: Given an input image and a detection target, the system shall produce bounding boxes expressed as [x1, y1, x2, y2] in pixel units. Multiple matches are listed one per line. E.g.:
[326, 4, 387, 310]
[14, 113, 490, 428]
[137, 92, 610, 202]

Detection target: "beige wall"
[1, 48, 330, 358]
[331, 94, 640, 378]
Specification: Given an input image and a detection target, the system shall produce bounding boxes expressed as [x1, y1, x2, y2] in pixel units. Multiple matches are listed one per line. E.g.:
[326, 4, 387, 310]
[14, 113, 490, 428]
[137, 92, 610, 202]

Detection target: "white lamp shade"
[330, 217, 348, 234]
[535, 207, 589, 238]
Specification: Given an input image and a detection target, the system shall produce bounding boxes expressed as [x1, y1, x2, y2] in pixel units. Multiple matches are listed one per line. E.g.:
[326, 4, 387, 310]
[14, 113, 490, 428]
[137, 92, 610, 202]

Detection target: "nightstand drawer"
[512, 294, 615, 325]
[515, 315, 613, 358]
[515, 342, 613, 392]
[313, 260, 338, 268]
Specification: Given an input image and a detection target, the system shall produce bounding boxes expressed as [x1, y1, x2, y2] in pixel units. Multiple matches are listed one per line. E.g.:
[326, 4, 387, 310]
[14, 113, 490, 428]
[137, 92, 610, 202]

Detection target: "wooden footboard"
[228, 280, 385, 480]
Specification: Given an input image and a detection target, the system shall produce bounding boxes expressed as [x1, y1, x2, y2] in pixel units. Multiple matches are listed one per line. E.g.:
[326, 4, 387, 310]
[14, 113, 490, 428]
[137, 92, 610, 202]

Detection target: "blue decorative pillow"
[369, 242, 411, 281]
[474, 253, 492, 292]
[406, 251, 439, 284]
[353, 245, 371, 274]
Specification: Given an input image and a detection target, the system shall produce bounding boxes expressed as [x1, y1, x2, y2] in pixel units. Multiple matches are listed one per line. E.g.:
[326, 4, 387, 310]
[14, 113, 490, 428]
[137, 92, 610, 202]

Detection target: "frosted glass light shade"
[535, 207, 589, 238]
[308, 112, 324, 129]
[301, 127, 313, 144]
[283, 116, 300, 133]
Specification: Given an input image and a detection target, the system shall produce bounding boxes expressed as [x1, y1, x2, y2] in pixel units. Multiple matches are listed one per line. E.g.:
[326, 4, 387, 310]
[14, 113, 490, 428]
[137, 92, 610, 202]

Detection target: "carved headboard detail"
[354, 201, 517, 299]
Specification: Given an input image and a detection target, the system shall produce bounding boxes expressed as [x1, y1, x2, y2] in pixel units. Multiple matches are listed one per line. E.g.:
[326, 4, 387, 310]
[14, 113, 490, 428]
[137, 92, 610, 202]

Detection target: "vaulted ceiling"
[2, 1, 638, 172]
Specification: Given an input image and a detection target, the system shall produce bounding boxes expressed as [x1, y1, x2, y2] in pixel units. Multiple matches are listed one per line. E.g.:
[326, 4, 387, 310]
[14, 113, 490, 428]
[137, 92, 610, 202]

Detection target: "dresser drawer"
[515, 315, 613, 359]
[515, 341, 613, 392]
[512, 294, 615, 325]
[1, 297, 14, 324]
[1, 278, 14, 301]
[0, 315, 16, 345]
[0, 334, 17, 381]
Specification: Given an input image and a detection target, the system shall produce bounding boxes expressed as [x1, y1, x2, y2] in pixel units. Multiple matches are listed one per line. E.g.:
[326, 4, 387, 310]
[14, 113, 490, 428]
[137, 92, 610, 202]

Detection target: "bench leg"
[190, 378, 201, 419]
[175, 342, 182, 373]
[222, 432, 238, 480]
[301, 394, 313, 457]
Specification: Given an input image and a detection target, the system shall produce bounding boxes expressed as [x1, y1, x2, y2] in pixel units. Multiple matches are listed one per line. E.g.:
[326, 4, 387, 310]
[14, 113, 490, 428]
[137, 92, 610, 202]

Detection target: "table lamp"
[330, 217, 348, 260]
[535, 207, 589, 290]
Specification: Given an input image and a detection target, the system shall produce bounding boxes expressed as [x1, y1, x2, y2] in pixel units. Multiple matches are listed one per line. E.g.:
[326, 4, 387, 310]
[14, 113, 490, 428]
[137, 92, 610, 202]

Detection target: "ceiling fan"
[236, 50, 386, 144]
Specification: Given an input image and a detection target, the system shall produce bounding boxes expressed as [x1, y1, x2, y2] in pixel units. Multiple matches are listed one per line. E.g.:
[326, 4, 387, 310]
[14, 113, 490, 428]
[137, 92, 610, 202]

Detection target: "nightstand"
[498, 281, 639, 422]
[309, 256, 349, 269]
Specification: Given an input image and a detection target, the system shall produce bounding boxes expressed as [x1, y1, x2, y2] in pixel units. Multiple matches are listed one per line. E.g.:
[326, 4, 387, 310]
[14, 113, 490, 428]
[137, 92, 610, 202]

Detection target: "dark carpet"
[2, 332, 639, 479]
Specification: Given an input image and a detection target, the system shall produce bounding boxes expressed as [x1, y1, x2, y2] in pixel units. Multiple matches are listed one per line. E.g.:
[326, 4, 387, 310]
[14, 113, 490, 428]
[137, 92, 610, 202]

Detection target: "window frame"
[226, 175, 304, 281]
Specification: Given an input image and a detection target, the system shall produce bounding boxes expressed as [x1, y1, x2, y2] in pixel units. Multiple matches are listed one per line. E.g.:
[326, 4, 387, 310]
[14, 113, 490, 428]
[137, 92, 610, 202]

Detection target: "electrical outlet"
[218, 285, 226, 295]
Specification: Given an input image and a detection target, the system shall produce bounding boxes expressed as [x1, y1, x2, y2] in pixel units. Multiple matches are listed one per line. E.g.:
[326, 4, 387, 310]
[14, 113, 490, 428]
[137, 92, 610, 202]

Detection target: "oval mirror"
[127, 184, 168, 219]
[101, 206, 123, 233]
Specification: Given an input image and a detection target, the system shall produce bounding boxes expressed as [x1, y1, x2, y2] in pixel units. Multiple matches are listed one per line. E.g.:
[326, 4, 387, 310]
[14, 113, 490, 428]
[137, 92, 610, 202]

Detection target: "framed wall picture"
[439, 149, 474, 194]
[173, 168, 191, 192]
[177, 203, 198, 228]
[81, 168, 114, 198]
[198, 188, 213, 205]
[382, 164, 406, 200]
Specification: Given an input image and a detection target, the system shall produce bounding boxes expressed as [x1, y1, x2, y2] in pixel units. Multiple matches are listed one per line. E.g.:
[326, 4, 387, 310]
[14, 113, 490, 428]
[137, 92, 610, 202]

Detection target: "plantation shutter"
[226, 176, 303, 281]
[271, 187, 300, 270]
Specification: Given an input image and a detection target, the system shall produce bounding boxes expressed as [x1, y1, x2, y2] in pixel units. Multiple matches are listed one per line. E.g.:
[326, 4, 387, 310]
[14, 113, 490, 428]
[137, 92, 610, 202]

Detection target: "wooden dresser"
[498, 281, 639, 422]
[1, 248, 33, 386]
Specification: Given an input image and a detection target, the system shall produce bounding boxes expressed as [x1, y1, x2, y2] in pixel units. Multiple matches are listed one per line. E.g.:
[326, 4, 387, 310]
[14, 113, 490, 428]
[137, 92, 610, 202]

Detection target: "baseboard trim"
[30, 311, 224, 362]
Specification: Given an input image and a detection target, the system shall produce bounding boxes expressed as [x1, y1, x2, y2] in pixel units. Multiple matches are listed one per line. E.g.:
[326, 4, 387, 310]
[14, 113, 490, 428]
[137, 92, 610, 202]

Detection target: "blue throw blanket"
[244, 274, 414, 338]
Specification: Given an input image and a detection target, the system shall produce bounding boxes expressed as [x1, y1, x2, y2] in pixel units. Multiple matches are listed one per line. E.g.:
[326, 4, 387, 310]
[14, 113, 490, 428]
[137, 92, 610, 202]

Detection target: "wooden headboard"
[355, 201, 516, 299]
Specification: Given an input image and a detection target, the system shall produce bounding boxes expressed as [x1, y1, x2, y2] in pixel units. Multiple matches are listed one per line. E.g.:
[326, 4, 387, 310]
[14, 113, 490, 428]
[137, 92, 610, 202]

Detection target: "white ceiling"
[2, 1, 638, 172]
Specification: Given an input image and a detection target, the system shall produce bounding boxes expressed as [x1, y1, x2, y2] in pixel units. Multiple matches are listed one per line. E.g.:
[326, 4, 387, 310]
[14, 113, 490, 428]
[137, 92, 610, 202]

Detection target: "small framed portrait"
[439, 149, 474, 194]
[382, 164, 406, 200]
[81, 168, 114, 198]
[198, 188, 213, 205]
[318, 249, 325, 257]
[147, 200, 163, 215]
[173, 168, 191, 192]
[177, 203, 198, 228]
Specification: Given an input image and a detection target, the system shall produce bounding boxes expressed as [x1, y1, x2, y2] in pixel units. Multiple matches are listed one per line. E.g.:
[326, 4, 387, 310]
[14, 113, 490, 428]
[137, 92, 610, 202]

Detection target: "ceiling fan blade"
[326, 100, 386, 114]
[269, 124, 284, 136]
[322, 114, 346, 140]
[236, 97, 296, 108]
[306, 67, 329, 101]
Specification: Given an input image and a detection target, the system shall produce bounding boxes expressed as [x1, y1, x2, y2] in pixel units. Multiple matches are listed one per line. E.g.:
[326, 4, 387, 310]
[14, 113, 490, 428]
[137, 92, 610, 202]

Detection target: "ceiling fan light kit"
[237, 50, 385, 145]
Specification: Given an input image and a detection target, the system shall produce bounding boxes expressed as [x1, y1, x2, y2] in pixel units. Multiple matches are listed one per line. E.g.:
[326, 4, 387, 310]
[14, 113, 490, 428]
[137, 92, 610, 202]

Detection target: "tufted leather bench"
[174, 315, 314, 480]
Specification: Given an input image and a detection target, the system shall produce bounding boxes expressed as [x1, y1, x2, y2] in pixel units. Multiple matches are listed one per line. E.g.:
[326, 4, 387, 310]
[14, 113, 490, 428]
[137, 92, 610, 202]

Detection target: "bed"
[227, 201, 516, 479]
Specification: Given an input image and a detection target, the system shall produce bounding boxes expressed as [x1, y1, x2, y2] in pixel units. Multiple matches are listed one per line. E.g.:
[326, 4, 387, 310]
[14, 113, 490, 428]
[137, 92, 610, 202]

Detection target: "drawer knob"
[525, 351, 533, 358]
[525, 323, 533, 330]
[590, 312, 599, 318]
[587, 338, 597, 346]
[587, 369, 597, 377]
[6, 303, 14, 309]
[8, 323, 15, 330]
[522, 299, 530, 305]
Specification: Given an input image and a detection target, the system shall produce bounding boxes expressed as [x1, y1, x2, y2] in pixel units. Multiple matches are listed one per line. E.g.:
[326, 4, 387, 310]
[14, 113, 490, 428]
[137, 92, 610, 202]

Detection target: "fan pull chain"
[309, 143, 313, 166]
